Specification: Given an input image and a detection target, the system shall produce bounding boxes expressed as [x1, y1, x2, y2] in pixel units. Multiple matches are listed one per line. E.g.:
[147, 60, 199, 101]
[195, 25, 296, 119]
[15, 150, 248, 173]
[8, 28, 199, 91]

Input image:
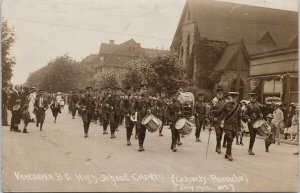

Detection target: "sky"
[2, 0, 298, 85]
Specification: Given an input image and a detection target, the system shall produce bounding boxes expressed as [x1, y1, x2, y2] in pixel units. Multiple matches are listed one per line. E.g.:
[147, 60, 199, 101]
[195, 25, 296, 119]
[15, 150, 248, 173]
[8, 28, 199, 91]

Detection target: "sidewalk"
[243, 133, 299, 146]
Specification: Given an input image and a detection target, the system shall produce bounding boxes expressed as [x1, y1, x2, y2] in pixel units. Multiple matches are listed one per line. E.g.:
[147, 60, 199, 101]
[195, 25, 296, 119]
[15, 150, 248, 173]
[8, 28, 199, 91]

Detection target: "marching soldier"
[78, 86, 96, 138]
[70, 90, 79, 119]
[135, 82, 152, 152]
[167, 90, 182, 152]
[114, 86, 122, 132]
[103, 87, 118, 138]
[157, 89, 168, 137]
[102, 87, 110, 135]
[209, 86, 225, 154]
[220, 92, 241, 161]
[122, 86, 136, 145]
[34, 90, 49, 131]
[243, 93, 263, 155]
[194, 92, 206, 142]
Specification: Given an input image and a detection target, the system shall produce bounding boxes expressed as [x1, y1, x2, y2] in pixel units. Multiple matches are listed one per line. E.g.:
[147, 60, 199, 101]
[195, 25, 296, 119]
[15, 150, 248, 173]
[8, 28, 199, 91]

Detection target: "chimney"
[109, 40, 114, 44]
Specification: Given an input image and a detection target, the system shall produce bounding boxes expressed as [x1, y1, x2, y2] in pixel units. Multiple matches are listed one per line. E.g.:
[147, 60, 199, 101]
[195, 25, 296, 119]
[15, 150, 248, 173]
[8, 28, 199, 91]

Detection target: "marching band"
[5, 83, 298, 162]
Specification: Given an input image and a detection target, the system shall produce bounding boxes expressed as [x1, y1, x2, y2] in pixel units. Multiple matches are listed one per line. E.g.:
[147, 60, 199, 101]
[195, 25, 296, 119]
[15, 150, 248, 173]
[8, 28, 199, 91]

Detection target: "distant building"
[81, 39, 168, 80]
[95, 39, 145, 76]
[171, 0, 298, 97]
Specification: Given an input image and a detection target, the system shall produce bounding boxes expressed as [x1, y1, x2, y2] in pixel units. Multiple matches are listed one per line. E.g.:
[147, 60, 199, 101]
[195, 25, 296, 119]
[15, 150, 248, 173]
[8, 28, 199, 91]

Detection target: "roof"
[214, 42, 249, 71]
[171, 0, 298, 54]
[99, 39, 145, 56]
[82, 54, 99, 63]
[214, 43, 240, 71]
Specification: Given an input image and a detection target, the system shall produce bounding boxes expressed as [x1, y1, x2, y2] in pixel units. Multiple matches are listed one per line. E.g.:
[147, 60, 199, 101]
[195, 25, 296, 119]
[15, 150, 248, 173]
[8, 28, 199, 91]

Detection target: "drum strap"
[224, 104, 239, 123]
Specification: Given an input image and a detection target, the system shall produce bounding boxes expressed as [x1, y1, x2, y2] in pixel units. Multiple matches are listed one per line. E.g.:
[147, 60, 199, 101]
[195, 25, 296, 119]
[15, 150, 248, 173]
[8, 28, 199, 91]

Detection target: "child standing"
[265, 114, 276, 152]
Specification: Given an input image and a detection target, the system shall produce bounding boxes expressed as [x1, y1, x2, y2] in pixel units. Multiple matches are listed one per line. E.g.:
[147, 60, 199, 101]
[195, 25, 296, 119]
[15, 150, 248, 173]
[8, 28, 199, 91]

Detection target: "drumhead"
[142, 115, 152, 125]
[175, 118, 186, 130]
[253, 119, 265, 129]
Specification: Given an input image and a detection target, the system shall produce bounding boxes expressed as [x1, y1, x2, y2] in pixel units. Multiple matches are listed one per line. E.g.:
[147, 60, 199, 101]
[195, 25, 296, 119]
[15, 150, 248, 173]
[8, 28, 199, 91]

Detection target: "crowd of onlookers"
[2, 85, 67, 133]
[262, 102, 298, 142]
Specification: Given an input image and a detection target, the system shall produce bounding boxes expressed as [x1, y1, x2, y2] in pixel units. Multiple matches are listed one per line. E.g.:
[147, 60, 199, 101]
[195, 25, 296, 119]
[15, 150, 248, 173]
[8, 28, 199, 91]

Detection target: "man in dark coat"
[34, 90, 49, 131]
[78, 87, 96, 137]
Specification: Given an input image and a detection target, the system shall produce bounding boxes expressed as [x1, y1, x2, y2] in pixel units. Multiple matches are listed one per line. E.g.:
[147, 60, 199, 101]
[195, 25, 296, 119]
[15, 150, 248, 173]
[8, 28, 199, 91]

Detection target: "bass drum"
[175, 118, 192, 135]
[177, 92, 194, 107]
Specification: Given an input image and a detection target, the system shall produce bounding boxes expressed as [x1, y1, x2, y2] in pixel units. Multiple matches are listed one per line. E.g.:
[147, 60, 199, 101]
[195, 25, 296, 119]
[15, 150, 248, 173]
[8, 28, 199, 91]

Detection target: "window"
[187, 10, 190, 21]
[263, 79, 281, 93]
[186, 35, 190, 55]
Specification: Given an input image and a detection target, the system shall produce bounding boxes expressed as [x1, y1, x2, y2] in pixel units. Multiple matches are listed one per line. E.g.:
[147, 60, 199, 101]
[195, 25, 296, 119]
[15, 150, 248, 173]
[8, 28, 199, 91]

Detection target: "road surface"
[2, 106, 299, 192]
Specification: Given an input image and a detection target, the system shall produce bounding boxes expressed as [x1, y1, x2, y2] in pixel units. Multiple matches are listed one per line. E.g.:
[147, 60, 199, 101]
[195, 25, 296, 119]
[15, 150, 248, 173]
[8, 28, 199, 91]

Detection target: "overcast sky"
[2, 0, 298, 85]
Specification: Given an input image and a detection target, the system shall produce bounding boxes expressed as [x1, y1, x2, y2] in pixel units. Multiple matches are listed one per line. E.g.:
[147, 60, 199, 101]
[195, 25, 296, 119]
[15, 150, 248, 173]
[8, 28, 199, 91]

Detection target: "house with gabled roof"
[95, 39, 146, 76]
[171, 0, 298, 99]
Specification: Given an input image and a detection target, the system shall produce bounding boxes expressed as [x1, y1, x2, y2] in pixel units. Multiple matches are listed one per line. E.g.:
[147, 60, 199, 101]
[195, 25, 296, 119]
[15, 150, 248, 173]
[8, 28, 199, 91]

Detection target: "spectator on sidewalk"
[284, 104, 295, 140]
[272, 103, 284, 145]
[290, 108, 299, 142]
[11, 99, 22, 132]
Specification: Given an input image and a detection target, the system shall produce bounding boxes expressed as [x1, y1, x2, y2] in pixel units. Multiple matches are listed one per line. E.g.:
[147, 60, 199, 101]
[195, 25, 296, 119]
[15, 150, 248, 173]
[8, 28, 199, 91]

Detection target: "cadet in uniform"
[167, 90, 182, 152]
[194, 92, 206, 142]
[122, 86, 136, 145]
[70, 90, 79, 119]
[103, 87, 118, 138]
[220, 92, 241, 161]
[157, 88, 168, 137]
[78, 86, 96, 137]
[102, 87, 110, 135]
[136, 82, 152, 152]
[209, 86, 225, 154]
[243, 93, 263, 155]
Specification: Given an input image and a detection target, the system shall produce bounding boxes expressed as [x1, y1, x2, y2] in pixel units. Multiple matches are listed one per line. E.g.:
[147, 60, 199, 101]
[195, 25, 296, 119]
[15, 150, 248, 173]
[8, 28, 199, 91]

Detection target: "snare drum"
[256, 121, 270, 137]
[175, 118, 192, 135]
[253, 119, 265, 129]
[142, 114, 162, 133]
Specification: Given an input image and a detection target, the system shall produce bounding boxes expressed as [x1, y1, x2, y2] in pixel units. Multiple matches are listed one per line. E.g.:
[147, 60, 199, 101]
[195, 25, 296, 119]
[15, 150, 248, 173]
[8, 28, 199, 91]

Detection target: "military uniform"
[243, 94, 263, 155]
[157, 96, 168, 136]
[209, 96, 225, 153]
[194, 94, 206, 142]
[166, 97, 182, 152]
[70, 91, 79, 119]
[78, 87, 96, 137]
[220, 93, 241, 161]
[135, 92, 151, 151]
[103, 91, 119, 138]
[122, 93, 136, 145]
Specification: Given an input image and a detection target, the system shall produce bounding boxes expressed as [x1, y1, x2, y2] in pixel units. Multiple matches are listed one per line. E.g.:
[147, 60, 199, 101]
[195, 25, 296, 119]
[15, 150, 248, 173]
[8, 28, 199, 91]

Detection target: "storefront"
[249, 47, 298, 104]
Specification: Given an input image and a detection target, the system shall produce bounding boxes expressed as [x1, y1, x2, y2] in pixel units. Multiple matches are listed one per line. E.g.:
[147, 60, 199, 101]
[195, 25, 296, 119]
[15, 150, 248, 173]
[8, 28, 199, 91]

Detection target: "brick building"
[171, 0, 298, 97]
